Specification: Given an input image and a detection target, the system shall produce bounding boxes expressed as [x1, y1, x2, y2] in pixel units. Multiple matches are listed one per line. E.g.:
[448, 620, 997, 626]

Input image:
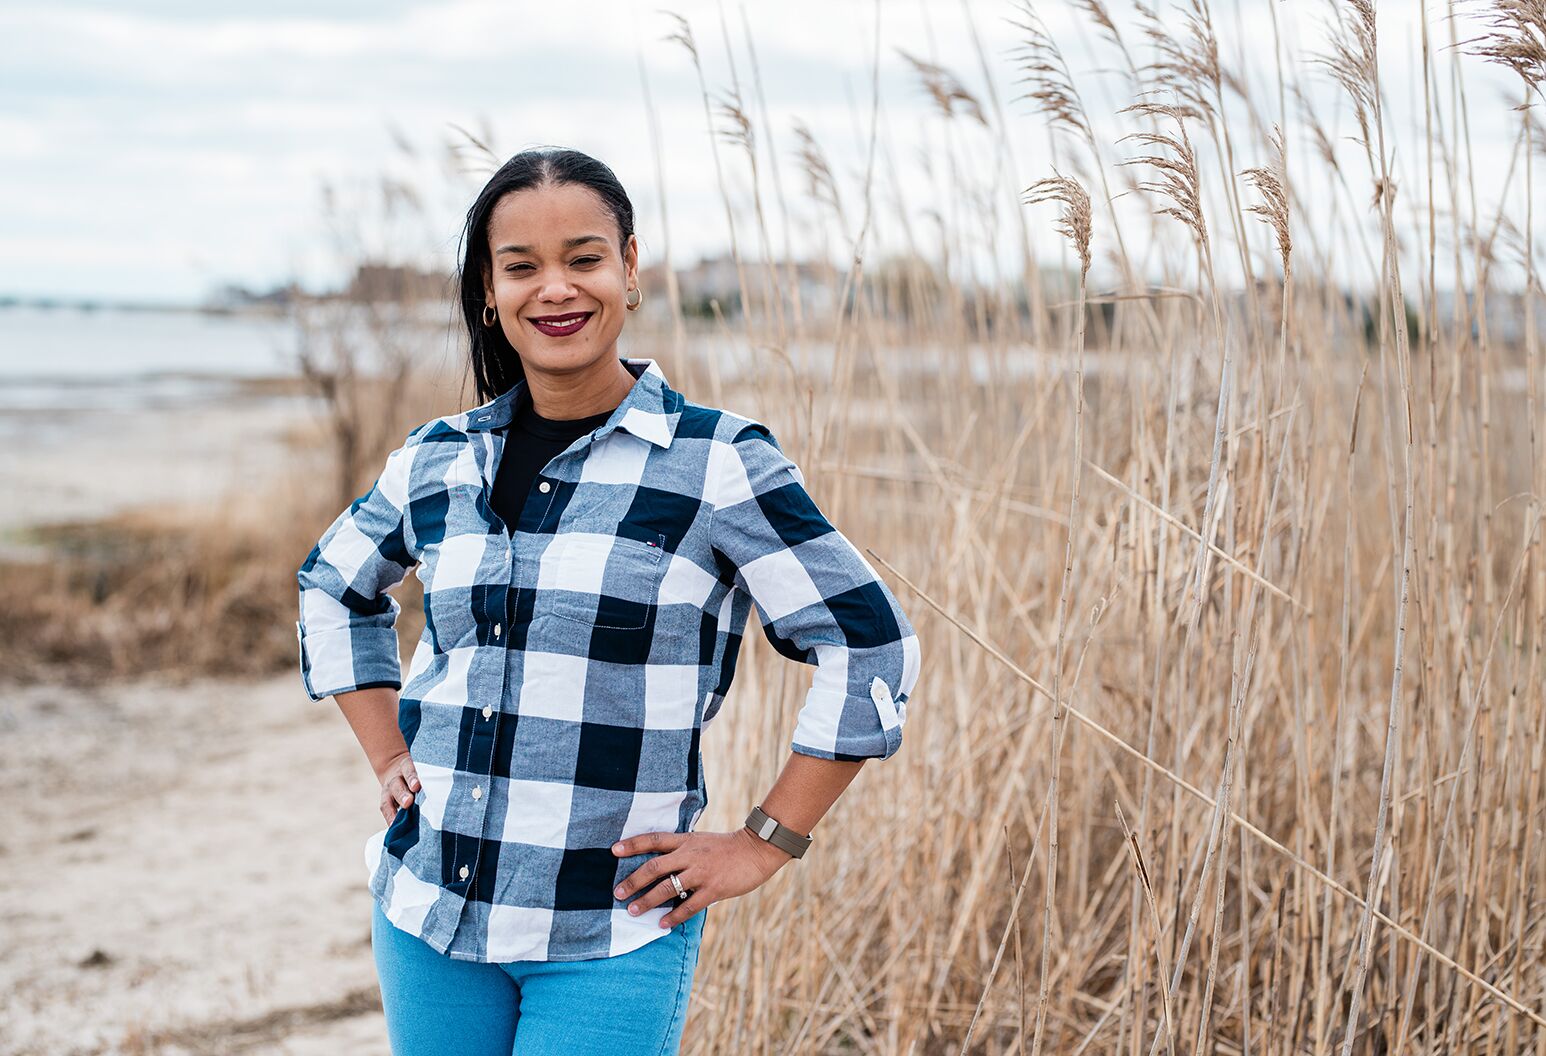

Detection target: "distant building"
[638, 253, 842, 320]
[201, 280, 305, 311]
[342, 262, 454, 303]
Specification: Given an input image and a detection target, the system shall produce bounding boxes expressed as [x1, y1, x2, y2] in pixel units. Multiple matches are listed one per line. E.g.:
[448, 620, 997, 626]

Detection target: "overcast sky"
[0, 0, 1532, 304]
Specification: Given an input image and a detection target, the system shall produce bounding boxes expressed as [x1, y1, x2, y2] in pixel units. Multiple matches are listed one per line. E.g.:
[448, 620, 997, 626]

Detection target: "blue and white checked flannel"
[296, 357, 922, 962]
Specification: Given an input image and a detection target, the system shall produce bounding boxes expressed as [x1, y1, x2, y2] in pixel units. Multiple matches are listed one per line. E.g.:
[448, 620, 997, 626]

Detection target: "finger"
[612, 831, 688, 857]
[614, 842, 693, 899]
[659, 891, 710, 929]
[625, 874, 689, 917]
[614, 852, 669, 900]
[385, 776, 414, 809]
[401, 761, 420, 792]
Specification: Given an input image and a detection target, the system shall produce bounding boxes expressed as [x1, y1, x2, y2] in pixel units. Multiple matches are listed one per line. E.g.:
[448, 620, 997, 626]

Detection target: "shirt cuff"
[788, 676, 906, 761]
[297, 622, 403, 701]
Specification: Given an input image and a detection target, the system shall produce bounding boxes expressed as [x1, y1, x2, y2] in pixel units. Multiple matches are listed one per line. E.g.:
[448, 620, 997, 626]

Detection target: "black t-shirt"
[490, 384, 616, 533]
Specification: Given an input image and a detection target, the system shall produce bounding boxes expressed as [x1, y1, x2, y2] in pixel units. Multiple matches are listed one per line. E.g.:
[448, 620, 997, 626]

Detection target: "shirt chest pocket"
[535, 530, 668, 631]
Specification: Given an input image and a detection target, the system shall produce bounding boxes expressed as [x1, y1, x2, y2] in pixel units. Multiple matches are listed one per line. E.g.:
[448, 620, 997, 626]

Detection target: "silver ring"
[668, 872, 687, 899]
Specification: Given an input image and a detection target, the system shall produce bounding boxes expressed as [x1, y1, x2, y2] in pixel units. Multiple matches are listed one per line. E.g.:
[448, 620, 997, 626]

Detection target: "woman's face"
[482, 181, 638, 374]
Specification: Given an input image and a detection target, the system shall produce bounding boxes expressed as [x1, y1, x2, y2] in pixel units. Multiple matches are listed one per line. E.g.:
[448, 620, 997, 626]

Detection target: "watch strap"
[745, 804, 812, 859]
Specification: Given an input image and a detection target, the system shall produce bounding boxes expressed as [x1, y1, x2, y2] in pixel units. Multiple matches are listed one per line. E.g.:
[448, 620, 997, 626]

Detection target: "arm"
[707, 420, 922, 761]
[612, 421, 924, 926]
[333, 685, 423, 821]
[333, 686, 409, 776]
[297, 431, 428, 820]
[739, 752, 866, 869]
[611, 751, 871, 924]
[295, 427, 423, 701]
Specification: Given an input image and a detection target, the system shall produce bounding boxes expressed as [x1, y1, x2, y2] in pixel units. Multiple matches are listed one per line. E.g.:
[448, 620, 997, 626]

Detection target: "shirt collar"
[463, 357, 680, 449]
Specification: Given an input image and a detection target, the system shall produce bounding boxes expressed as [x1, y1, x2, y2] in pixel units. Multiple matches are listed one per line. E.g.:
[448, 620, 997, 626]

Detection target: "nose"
[536, 273, 578, 303]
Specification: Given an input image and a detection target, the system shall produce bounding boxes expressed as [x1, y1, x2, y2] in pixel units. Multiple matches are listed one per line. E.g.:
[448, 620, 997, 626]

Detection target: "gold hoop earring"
[482, 304, 498, 327]
[625, 287, 641, 310]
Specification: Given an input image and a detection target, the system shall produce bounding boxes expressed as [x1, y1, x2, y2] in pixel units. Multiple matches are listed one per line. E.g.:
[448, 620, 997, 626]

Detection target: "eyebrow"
[494, 235, 608, 255]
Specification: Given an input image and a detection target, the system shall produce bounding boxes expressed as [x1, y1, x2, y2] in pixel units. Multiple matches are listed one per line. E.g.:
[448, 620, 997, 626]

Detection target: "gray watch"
[745, 804, 812, 859]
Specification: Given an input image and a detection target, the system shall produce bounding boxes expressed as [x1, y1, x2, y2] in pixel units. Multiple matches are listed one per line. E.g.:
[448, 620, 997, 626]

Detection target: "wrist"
[739, 824, 795, 868]
[744, 803, 813, 861]
[368, 745, 410, 784]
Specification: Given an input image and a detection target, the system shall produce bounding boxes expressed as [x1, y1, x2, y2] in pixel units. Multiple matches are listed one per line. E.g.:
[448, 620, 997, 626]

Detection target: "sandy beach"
[0, 671, 395, 1055]
[0, 384, 323, 558]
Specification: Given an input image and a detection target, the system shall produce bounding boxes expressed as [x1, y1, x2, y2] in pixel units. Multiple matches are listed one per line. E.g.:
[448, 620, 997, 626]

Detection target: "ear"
[480, 260, 495, 305]
[623, 234, 639, 286]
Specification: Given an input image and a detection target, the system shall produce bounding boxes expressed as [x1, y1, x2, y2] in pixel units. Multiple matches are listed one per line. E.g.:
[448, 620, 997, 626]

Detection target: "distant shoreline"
[0, 296, 291, 316]
[0, 378, 322, 551]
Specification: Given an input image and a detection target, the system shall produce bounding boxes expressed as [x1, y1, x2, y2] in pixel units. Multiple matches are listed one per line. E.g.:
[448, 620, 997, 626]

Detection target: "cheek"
[593, 276, 625, 304]
[592, 284, 628, 325]
[605, 308, 625, 331]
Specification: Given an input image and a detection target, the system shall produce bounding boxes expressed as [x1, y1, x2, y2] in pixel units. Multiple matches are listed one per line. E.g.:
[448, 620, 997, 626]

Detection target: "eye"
[503, 256, 601, 274]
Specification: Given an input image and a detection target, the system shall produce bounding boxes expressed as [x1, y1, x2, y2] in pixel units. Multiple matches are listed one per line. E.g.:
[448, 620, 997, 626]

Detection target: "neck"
[523, 355, 636, 420]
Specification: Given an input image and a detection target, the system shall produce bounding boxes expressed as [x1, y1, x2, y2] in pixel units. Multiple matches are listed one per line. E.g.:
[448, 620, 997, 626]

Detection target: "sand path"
[1, 672, 393, 1055]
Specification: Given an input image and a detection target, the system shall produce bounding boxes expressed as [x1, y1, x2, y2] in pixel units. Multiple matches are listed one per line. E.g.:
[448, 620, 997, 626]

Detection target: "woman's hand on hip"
[610, 828, 792, 928]
[376, 750, 421, 823]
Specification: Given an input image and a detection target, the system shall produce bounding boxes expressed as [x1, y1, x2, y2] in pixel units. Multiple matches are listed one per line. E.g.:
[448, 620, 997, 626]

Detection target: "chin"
[526, 342, 615, 372]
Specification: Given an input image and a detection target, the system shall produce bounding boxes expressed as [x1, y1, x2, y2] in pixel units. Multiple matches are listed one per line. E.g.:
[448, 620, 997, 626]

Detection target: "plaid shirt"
[296, 356, 921, 962]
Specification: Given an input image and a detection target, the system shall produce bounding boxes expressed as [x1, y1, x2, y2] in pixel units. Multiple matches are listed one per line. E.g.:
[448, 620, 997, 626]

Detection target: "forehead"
[488, 182, 613, 249]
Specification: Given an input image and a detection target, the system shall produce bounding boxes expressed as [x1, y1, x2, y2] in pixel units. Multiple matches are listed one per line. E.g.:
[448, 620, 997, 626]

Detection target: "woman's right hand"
[377, 749, 422, 822]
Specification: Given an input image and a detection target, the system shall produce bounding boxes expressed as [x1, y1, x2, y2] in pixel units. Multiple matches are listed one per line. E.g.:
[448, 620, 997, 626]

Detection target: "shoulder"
[408, 410, 475, 445]
[692, 402, 804, 510]
[675, 397, 785, 450]
[389, 404, 498, 460]
[373, 411, 479, 494]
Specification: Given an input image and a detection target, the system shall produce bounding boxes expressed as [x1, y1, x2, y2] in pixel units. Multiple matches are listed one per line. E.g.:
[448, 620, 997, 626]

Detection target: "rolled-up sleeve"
[708, 420, 922, 761]
[295, 427, 423, 701]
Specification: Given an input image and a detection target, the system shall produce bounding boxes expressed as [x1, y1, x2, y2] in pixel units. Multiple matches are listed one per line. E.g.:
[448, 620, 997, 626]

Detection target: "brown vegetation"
[4, 0, 1544, 1051]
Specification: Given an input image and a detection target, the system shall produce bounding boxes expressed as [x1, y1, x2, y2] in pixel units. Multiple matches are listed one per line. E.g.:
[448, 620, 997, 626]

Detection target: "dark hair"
[456, 147, 637, 404]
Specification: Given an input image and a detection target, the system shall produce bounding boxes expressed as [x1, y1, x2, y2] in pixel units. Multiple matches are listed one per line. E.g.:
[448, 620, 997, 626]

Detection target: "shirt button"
[538, 480, 551, 493]
[459, 865, 470, 880]
[471, 785, 482, 800]
[482, 704, 493, 719]
[493, 623, 501, 638]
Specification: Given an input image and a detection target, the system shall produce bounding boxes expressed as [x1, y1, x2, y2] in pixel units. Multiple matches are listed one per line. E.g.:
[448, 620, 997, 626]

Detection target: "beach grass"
[5, 0, 1545, 1051]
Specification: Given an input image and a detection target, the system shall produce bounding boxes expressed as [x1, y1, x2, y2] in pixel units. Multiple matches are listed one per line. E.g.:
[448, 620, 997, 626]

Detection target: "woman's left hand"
[611, 827, 792, 928]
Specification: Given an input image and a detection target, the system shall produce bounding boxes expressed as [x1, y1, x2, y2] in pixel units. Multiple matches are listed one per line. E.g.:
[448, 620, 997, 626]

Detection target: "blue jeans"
[371, 899, 706, 1055]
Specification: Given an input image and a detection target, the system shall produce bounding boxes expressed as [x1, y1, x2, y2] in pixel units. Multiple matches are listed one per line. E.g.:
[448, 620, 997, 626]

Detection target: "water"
[0, 305, 321, 541]
[0, 302, 477, 543]
[0, 304, 302, 416]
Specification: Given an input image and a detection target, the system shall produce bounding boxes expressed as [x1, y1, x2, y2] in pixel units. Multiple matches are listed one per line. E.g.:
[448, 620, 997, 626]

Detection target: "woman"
[295, 146, 922, 1055]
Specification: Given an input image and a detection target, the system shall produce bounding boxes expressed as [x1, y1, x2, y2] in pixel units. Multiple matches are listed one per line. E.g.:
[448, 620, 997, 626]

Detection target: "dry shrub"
[0, 370, 452, 687]
[8, 0, 1546, 1052]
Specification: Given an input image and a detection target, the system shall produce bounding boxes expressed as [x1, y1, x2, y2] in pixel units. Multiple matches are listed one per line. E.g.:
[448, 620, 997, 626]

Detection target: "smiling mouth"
[530, 312, 593, 336]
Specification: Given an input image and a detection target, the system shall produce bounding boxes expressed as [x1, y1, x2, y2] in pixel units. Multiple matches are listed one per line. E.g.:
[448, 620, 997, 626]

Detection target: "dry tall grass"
[643, 2, 1546, 1053]
[5, 0, 1542, 1051]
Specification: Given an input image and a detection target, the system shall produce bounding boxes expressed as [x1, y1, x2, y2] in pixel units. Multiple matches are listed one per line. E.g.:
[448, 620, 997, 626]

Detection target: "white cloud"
[0, 0, 1533, 302]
